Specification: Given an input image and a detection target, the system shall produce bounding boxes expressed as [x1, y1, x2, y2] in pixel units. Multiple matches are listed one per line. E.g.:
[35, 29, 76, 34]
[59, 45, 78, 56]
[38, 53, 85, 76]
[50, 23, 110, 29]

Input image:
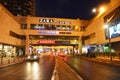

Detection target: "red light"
[38, 40, 55, 44]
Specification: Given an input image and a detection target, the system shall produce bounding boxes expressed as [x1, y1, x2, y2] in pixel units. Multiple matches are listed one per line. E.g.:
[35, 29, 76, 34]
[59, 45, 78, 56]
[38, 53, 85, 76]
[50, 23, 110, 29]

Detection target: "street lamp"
[92, 6, 106, 18]
[104, 24, 112, 61]
[99, 7, 106, 14]
[92, 8, 97, 13]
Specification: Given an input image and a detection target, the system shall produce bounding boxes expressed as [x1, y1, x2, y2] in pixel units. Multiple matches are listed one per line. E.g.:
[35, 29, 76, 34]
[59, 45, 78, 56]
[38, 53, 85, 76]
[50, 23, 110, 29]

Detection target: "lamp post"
[104, 24, 112, 61]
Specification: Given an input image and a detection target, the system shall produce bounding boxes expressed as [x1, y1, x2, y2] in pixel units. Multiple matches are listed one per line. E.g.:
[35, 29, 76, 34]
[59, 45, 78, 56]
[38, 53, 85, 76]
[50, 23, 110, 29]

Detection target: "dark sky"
[36, 0, 110, 20]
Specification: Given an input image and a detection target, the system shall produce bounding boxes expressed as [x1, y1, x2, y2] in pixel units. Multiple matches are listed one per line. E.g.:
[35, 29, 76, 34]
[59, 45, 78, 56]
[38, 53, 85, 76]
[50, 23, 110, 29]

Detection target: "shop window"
[21, 24, 27, 29]
[71, 26, 75, 31]
[50, 25, 56, 30]
[56, 25, 61, 30]
[44, 24, 50, 30]
[66, 26, 71, 31]
[20, 35, 26, 40]
[80, 26, 86, 31]
[10, 31, 19, 39]
[30, 24, 35, 29]
[61, 26, 66, 31]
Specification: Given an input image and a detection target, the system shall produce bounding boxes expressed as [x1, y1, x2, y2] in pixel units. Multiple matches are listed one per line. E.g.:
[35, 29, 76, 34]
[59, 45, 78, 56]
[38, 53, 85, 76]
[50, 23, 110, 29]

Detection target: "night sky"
[36, 0, 110, 20]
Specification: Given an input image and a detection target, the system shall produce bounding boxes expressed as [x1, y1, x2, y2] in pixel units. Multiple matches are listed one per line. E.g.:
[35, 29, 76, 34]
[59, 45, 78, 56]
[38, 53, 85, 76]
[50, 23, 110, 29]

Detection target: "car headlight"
[34, 56, 37, 59]
[27, 56, 31, 59]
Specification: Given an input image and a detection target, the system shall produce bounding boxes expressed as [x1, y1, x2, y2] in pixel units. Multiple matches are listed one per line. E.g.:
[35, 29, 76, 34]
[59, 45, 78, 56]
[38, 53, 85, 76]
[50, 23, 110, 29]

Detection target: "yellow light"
[75, 26, 78, 29]
[56, 31, 59, 34]
[92, 8, 96, 13]
[74, 40, 77, 42]
[104, 24, 109, 29]
[99, 7, 105, 13]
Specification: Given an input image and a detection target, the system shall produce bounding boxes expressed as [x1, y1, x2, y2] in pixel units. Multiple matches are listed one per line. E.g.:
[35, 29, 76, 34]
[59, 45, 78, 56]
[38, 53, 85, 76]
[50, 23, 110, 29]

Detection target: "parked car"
[27, 54, 39, 61]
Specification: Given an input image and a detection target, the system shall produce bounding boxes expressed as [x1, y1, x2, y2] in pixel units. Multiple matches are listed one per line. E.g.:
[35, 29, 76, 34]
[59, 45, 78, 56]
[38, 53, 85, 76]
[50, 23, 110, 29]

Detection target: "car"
[27, 54, 39, 61]
[58, 52, 66, 57]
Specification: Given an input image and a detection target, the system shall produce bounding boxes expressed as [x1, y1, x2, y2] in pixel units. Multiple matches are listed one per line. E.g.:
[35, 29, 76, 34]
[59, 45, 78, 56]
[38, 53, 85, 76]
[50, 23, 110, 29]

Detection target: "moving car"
[27, 54, 39, 61]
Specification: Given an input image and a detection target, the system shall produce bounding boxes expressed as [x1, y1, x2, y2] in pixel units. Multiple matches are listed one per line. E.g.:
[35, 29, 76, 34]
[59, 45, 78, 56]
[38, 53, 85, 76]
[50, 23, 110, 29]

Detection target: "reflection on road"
[64, 56, 120, 80]
[0, 53, 55, 80]
[26, 62, 40, 80]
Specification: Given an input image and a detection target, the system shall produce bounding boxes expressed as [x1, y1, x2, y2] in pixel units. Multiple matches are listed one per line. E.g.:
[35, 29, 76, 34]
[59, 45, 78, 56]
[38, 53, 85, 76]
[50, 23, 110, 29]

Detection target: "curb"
[52, 56, 83, 80]
[84, 57, 120, 66]
[51, 57, 59, 80]
[0, 61, 22, 68]
[63, 59, 83, 80]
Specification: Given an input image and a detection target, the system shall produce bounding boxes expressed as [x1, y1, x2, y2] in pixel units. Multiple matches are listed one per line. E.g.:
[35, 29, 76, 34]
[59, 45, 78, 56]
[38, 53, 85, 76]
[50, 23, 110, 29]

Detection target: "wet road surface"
[64, 56, 120, 80]
[0, 54, 55, 80]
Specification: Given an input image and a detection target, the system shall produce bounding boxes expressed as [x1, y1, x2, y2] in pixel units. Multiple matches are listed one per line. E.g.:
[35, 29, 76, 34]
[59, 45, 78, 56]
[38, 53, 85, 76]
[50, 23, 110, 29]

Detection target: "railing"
[0, 56, 26, 67]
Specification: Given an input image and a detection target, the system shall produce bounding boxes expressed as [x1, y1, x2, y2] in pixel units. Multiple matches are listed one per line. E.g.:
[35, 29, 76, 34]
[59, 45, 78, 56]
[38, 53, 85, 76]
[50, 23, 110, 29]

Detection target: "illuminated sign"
[105, 22, 120, 39]
[38, 40, 55, 44]
[56, 21, 71, 24]
[39, 18, 71, 24]
[39, 31, 59, 34]
[40, 19, 54, 23]
[109, 23, 120, 38]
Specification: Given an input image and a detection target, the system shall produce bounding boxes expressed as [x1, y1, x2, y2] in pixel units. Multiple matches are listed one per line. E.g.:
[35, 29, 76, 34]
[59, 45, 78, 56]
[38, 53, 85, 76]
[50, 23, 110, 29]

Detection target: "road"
[0, 54, 55, 80]
[64, 56, 120, 80]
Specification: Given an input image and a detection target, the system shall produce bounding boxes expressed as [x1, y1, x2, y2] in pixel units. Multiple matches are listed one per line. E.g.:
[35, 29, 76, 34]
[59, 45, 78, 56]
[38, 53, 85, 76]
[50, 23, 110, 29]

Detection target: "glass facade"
[30, 24, 77, 31]
[0, 44, 15, 57]
[29, 35, 79, 40]
[0, 44, 25, 58]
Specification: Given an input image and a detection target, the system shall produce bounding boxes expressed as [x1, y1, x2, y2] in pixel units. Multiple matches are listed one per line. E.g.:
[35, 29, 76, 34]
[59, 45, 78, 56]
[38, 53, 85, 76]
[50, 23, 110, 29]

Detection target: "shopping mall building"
[0, 0, 120, 57]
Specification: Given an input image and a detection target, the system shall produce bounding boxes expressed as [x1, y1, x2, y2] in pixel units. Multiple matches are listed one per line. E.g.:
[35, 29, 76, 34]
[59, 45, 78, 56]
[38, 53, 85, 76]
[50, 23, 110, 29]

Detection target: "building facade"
[0, 0, 120, 58]
[16, 16, 88, 55]
[82, 0, 120, 57]
[0, 0, 35, 16]
[0, 4, 88, 57]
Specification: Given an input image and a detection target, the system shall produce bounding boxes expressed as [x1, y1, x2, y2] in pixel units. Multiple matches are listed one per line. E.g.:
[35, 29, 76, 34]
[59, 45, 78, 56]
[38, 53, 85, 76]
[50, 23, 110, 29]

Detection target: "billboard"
[106, 23, 120, 39]
[110, 23, 120, 38]
[104, 6, 120, 39]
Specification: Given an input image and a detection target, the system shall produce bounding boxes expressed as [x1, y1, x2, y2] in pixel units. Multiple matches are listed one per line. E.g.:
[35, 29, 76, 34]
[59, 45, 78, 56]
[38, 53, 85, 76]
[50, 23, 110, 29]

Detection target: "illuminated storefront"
[19, 17, 86, 55]
[0, 44, 16, 57]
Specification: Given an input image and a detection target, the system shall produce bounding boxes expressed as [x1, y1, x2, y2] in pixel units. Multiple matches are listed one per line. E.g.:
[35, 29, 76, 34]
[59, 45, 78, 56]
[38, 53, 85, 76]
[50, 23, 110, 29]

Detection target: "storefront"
[0, 43, 25, 58]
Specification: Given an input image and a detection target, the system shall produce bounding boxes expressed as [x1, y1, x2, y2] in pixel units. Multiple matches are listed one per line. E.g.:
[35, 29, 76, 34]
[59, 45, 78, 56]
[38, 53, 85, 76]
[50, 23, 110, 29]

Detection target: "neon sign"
[40, 19, 54, 23]
[39, 18, 71, 24]
[39, 31, 59, 34]
[38, 40, 55, 44]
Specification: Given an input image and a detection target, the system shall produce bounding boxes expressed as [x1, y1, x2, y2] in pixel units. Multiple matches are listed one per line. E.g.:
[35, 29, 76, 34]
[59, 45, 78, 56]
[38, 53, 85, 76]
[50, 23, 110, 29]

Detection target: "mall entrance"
[29, 44, 79, 56]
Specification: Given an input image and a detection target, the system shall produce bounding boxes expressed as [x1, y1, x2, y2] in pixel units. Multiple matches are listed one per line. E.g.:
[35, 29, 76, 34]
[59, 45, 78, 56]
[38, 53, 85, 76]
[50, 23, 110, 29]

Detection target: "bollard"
[17, 58, 19, 62]
[8, 59, 10, 64]
[1, 58, 3, 64]
[13, 58, 15, 62]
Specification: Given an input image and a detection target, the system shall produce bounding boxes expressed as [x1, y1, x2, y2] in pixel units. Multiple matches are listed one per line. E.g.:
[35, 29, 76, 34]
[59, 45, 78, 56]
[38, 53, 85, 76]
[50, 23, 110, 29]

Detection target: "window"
[80, 26, 86, 31]
[21, 24, 27, 29]
[10, 31, 26, 40]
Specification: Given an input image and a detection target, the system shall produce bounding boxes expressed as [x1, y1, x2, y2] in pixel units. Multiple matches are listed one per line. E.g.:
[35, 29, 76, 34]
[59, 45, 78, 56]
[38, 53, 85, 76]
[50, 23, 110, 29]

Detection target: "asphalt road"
[0, 54, 55, 80]
[64, 56, 120, 80]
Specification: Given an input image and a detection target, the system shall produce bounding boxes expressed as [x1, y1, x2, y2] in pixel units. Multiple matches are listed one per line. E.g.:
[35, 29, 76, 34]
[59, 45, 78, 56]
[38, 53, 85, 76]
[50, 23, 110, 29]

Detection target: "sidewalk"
[0, 57, 26, 68]
[83, 56, 120, 66]
[52, 56, 83, 80]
